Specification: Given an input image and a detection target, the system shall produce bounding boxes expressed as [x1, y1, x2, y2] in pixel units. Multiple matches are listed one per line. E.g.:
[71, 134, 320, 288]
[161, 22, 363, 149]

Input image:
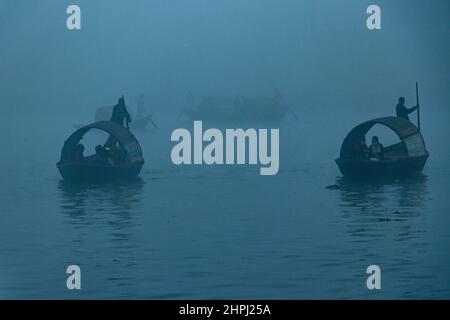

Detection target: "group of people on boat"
[64, 96, 135, 166]
[354, 136, 385, 160]
[66, 142, 127, 167]
[67, 94, 420, 165]
[352, 96, 419, 161]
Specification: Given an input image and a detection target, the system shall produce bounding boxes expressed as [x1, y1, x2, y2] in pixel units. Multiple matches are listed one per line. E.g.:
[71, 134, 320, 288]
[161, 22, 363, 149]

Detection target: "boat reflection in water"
[57, 178, 144, 243]
[334, 173, 429, 241]
[57, 178, 146, 297]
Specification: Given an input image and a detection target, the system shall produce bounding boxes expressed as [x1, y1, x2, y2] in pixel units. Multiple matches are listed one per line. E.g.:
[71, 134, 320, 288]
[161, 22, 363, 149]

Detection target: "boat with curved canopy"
[335, 117, 429, 178]
[57, 121, 144, 180]
[181, 96, 288, 122]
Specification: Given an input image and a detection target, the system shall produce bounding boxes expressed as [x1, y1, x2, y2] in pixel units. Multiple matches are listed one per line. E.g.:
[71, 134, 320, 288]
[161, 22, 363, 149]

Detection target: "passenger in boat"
[396, 97, 418, 121]
[62, 143, 85, 163]
[353, 137, 369, 159]
[72, 144, 85, 163]
[108, 144, 127, 165]
[94, 145, 116, 166]
[369, 136, 384, 160]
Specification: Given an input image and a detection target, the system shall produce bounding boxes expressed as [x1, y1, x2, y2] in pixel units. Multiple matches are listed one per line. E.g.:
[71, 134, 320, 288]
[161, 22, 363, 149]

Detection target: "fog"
[1, 0, 449, 173]
[0, 1, 449, 299]
[1, 0, 449, 118]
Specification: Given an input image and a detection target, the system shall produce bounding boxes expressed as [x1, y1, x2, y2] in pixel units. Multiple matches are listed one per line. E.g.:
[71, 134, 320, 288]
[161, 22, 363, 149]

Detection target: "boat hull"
[335, 155, 428, 178]
[57, 162, 144, 180]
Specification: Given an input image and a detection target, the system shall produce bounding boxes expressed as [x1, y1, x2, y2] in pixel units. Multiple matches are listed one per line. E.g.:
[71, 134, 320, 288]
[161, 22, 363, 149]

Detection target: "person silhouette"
[396, 97, 418, 121]
[105, 96, 132, 149]
[135, 94, 146, 120]
[369, 136, 384, 160]
[110, 96, 132, 128]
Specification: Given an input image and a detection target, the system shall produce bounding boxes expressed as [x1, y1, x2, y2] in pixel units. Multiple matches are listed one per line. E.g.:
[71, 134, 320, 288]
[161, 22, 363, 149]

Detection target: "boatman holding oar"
[111, 96, 132, 129]
[105, 96, 132, 149]
[395, 96, 418, 122]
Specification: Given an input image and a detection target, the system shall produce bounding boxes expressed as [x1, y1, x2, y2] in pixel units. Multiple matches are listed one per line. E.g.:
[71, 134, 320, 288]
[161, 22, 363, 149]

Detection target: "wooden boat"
[96, 105, 156, 131]
[335, 117, 429, 178]
[130, 114, 153, 130]
[74, 106, 156, 131]
[57, 121, 144, 180]
[180, 96, 288, 122]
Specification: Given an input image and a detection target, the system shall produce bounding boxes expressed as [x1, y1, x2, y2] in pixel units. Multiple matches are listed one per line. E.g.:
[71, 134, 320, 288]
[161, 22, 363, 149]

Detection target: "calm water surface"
[0, 112, 449, 299]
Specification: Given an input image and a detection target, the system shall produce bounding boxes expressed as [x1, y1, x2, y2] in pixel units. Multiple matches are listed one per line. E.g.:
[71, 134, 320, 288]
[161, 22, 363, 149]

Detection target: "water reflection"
[57, 178, 144, 244]
[57, 179, 145, 297]
[335, 174, 429, 242]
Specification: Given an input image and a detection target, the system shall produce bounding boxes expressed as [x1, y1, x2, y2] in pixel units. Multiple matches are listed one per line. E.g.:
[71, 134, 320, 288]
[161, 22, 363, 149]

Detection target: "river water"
[0, 109, 449, 299]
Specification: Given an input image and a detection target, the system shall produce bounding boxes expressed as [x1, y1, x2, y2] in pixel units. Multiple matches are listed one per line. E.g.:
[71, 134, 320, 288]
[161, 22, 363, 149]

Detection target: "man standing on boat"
[111, 96, 132, 129]
[135, 94, 146, 120]
[105, 96, 132, 149]
[396, 97, 418, 121]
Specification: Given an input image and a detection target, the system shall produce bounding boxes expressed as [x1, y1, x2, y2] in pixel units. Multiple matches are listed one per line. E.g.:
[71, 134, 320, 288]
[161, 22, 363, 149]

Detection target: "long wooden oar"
[148, 113, 158, 129]
[416, 81, 421, 131]
[285, 104, 299, 120]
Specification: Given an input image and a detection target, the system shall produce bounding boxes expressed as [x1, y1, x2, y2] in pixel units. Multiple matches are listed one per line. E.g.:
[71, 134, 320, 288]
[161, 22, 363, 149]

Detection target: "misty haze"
[0, 0, 449, 299]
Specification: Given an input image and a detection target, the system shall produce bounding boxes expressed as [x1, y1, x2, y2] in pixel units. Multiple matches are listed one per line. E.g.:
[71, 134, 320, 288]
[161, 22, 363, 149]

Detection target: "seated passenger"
[110, 144, 127, 165]
[353, 137, 369, 159]
[369, 136, 384, 160]
[73, 144, 85, 163]
[94, 145, 116, 166]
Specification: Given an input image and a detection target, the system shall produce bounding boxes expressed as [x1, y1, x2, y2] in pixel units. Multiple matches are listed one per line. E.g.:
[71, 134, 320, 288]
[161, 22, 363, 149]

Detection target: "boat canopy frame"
[59, 121, 143, 164]
[339, 116, 428, 159]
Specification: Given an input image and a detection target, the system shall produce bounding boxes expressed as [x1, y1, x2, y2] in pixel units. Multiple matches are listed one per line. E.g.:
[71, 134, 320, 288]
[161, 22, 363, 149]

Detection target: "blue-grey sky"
[0, 0, 449, 117]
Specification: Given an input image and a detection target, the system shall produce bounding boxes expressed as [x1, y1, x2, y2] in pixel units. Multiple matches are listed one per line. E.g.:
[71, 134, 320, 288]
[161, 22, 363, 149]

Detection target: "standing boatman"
[395, 97, 418, 121]
[105, 96, 132, 149]
[135, 94, 146, 120]
[110, 96, 132, 129]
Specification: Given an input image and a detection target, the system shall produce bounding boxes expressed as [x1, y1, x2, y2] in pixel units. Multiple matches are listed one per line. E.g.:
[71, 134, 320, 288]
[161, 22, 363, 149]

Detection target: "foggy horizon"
[1, 0, 449, 118]
[0, 0, 449, 301]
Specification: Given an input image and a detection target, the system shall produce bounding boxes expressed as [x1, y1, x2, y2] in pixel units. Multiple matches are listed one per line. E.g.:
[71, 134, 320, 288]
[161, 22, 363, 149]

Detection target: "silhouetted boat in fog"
[74, 105, 156, 131]
[57, 121, 144, 180]
[335, 117, 429, 178]
[180, 96, 289, 122]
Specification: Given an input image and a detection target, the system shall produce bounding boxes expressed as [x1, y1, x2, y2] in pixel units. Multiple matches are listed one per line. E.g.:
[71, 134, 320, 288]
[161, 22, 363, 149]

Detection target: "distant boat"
[57, 121, 145, 180]
[335, 117, 429, 178]
[180, 96, 289, 122]
[74, 105, 157, 131]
